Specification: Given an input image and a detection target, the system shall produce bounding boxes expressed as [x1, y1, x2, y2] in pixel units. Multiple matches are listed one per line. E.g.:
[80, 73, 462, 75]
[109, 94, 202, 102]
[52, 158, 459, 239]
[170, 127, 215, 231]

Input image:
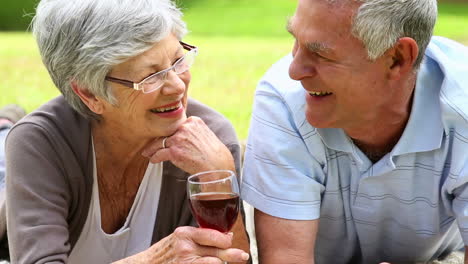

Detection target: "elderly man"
[241, 0, 468, 263]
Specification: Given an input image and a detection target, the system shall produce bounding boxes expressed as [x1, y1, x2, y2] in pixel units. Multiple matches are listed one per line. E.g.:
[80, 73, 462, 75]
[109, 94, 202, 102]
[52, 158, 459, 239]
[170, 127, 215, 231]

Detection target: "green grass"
[179, 0, 297, 38]
[1, 1, 468, 139]
[434, 3, 468, 42]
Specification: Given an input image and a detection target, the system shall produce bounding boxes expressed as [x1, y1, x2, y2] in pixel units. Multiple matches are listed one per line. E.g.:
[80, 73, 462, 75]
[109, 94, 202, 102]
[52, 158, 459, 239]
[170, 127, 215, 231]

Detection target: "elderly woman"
[4, 0, 250, 263]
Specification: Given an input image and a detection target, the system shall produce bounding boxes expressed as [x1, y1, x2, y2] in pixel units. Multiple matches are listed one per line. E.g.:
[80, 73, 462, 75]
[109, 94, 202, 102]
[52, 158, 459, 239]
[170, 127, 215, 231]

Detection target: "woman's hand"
[141, 116, 235, 174]
[113, 226, 249, 264]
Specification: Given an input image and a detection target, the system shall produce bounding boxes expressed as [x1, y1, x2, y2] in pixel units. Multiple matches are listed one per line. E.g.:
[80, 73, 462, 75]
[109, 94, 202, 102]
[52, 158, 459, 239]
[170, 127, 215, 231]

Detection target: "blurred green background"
[1, 0, 468, 139]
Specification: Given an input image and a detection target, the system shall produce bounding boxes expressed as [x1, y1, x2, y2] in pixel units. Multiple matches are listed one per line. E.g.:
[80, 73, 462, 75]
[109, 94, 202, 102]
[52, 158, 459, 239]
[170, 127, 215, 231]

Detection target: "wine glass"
[187, 170, 240, 232]
[187, 170, 240, 263]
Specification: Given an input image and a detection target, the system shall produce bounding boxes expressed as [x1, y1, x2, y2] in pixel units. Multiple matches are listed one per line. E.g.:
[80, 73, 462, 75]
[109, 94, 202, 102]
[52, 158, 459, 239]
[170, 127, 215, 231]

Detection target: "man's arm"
[255, 209, 318, 264]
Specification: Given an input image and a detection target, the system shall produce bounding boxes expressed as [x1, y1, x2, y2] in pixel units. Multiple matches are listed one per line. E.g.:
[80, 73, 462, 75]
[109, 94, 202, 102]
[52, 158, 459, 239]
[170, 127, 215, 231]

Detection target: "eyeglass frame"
[105, 41, 197, 93]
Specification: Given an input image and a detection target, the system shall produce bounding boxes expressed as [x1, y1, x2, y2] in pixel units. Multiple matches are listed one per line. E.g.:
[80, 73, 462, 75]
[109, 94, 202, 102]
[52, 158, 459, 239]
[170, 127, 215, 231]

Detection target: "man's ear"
[71, 81, 104, 114]
[386, 37, 418, 80]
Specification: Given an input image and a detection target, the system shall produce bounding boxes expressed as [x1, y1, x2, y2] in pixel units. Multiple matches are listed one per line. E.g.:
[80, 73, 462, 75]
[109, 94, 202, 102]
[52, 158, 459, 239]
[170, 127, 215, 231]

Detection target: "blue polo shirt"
[241, 37, 468, 263]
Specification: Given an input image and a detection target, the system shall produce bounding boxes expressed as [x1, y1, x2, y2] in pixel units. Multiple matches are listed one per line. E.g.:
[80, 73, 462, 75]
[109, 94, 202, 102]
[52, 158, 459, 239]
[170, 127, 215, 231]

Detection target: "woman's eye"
[173, 56, 184, 65]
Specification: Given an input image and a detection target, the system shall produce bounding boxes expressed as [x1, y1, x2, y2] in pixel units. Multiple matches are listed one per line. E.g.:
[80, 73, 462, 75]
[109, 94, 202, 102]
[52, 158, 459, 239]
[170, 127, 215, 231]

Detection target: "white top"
[68, 144, 163, 263]
[241, 36, 468, 263]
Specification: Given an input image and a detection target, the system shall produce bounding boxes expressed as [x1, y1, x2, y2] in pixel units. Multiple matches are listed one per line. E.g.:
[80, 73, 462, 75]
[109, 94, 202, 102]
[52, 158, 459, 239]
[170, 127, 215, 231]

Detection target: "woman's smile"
[149, 101, 185, 118]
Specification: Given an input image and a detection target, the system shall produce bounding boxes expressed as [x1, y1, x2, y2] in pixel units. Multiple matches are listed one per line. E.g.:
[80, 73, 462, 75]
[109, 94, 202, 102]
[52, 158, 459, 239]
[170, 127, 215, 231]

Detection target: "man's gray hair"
[32, 0, 187, 119]
[352, 0, 437, 68]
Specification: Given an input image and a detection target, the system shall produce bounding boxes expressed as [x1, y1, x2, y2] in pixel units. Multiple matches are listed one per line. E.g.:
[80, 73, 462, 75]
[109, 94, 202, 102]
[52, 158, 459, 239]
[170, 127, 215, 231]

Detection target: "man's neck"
[345, 85, 415, 163]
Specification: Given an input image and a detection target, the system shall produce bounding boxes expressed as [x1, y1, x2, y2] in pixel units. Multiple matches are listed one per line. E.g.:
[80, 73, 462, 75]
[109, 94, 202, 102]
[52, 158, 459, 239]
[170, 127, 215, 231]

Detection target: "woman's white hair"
[352, 0, 437, 68]
[32, 0, 187, 119]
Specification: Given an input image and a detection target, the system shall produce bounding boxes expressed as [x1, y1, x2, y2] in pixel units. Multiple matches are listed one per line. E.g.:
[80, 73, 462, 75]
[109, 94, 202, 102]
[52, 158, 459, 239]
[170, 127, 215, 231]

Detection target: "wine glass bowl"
[187, 170, 240, 233]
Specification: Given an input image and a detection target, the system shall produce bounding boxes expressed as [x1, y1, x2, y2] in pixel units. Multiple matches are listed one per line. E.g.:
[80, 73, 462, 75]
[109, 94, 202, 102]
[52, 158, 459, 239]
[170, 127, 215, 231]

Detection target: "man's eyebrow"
[306, 42, 332, 54]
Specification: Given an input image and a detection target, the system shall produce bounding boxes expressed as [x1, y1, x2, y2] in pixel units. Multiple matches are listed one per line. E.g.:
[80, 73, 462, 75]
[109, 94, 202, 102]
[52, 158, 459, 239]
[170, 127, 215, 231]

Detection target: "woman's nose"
[160, 71, 187, 95]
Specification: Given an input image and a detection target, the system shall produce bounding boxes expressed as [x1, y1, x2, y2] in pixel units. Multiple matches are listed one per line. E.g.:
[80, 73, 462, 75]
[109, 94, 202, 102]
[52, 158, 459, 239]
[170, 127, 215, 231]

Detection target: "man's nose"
[289, 49, 317, 81]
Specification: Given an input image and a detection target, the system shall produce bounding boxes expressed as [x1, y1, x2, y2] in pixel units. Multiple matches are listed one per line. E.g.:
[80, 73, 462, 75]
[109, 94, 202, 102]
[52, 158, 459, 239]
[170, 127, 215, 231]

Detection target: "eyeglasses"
[105, 41, 198, 94]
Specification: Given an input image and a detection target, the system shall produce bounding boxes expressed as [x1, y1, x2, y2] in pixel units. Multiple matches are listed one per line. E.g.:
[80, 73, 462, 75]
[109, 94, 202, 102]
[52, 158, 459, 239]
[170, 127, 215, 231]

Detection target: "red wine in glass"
[187, 170, 240, 233]
[189, 192, 240, 233]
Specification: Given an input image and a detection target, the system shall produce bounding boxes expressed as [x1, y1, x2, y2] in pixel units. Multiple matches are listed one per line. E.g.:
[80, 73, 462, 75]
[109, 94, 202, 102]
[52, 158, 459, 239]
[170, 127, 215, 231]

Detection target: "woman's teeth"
[309, 91, 332, 96]
[150, 103, 181, 113]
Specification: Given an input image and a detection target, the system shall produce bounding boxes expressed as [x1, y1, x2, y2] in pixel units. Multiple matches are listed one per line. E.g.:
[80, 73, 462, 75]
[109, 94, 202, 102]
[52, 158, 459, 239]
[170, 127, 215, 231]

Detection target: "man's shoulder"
[262, 54, 293, 81]
[427, 36, 468, 66]
[426, 37, 468, 136]
[260, 54, 303, 95]
[256, 54, 307, 117]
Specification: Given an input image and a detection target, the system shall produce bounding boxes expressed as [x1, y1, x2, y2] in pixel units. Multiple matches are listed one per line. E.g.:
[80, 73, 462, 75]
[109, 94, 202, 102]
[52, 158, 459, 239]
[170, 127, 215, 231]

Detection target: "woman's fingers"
[141, 116, 235, 174]
[219, 248, 250, 262]
[141, 137, 166, 157]
[148, 148, 171, 164]
[191, 256, 223, 264]
[175, 226, 231, 249]
[161, 227, 249, 263]
[195, 247, 250, 263]
[189, 229, 250, 263]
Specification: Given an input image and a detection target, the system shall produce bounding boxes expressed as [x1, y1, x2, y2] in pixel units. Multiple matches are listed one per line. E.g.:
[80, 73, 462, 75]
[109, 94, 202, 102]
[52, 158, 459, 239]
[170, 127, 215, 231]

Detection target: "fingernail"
[228, 232, 234, 237]
[242, 253, 250, 261]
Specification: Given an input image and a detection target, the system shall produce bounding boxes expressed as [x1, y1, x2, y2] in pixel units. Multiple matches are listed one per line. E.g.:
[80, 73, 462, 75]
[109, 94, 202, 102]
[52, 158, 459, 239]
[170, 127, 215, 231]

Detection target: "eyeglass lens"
[140, 49, 197, 93]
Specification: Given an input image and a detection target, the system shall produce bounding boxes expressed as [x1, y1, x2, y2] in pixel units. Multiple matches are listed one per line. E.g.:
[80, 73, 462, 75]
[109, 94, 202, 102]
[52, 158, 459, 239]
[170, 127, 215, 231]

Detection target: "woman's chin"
[157, 113, 187, 137]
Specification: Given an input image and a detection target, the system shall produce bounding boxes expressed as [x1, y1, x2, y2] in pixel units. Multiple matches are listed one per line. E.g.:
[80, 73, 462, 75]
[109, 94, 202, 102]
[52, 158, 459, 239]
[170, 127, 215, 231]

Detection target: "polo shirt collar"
[315, 56, 443, 163]
[390, 56, 444, 157]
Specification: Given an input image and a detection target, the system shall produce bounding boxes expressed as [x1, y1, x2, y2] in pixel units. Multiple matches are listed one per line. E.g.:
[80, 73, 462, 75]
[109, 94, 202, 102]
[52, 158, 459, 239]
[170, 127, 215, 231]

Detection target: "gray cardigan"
[5, 96, 241, 263]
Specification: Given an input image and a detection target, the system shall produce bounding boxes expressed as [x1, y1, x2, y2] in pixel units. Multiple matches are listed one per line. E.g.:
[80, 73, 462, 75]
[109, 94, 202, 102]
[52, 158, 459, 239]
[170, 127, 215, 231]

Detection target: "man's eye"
[314, 52, 331, 61]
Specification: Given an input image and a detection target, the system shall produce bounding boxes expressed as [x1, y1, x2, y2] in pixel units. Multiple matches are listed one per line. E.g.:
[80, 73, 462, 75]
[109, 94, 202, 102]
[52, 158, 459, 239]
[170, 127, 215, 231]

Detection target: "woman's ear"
[71, 81, 105, 114]
[386, 37, 419, 80]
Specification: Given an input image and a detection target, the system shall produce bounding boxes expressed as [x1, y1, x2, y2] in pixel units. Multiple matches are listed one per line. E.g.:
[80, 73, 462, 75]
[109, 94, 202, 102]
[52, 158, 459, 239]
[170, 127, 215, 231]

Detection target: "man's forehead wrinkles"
[286, 17, 333, 55]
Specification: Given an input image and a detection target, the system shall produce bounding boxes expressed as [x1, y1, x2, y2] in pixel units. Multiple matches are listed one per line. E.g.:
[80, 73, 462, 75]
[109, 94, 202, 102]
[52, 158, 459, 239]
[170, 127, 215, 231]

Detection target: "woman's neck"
[91, 119, 151, 182]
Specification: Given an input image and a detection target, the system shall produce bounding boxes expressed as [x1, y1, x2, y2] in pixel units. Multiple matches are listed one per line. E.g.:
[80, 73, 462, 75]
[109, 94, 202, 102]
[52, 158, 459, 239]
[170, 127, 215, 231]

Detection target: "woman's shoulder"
[7, 96, 92, 172]
[186, 98, 227, 122]
[186, 98, 238, 144]
[11, 96, 90, 139]
[18, 96, 87, 129]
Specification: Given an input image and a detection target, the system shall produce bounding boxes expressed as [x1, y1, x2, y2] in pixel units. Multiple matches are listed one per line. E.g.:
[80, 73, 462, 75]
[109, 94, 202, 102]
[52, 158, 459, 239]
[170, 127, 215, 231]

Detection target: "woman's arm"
[6, 123, 73, 263]
[113, 226, 249, 264]
[142, 116, 251, 262]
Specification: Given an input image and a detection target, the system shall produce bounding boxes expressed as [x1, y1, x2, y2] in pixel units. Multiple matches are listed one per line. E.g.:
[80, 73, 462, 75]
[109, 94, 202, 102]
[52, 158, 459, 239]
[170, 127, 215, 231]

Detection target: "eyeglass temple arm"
[104, 76, 135, 88]
[180, 41, 196, 51]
